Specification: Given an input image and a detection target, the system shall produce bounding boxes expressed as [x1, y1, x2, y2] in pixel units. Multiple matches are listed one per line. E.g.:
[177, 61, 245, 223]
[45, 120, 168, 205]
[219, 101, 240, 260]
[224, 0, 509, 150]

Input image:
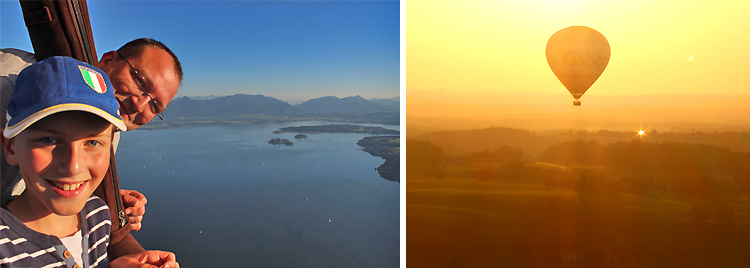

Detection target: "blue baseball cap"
[4, 56, 127, 138]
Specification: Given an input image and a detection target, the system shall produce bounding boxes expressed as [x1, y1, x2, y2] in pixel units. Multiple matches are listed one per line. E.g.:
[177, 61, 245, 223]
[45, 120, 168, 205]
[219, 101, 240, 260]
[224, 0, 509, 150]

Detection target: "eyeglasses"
[115, 51, 164, 120]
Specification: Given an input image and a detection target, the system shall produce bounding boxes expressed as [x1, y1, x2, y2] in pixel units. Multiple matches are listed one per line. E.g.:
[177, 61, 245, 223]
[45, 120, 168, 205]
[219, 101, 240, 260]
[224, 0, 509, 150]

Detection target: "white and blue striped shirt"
[0, 196, 110, 268]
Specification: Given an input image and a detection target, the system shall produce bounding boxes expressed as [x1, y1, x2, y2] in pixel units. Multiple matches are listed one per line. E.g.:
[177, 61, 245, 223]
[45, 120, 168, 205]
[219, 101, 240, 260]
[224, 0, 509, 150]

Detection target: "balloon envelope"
[546, 26, 610, 103]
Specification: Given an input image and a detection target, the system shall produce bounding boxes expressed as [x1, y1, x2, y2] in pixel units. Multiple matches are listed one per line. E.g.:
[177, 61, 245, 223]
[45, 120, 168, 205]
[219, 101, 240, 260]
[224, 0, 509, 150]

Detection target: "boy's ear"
[0, 130, 18, 166]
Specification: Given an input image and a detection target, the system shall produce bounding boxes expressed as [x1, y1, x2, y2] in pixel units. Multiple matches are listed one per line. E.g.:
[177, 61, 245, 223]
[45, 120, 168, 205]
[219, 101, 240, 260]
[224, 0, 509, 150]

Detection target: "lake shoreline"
[141, 121, 402, 182]
[273, 124, 399, 135]
[357, 136, 401, 182]
[137, 113, 399, 131]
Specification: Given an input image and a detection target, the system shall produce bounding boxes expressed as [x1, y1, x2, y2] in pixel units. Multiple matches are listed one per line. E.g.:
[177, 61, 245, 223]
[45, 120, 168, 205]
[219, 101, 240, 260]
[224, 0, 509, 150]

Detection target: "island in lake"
[295, 134, 308, 139]
[273, 124, 399, 135]
[268, 138, 293, 146]
[271, 124, 400, 182]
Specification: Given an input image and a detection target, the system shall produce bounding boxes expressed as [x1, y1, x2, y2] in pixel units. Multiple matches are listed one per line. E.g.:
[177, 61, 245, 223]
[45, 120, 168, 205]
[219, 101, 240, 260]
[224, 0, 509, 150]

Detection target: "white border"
[399, 0, 406, 267]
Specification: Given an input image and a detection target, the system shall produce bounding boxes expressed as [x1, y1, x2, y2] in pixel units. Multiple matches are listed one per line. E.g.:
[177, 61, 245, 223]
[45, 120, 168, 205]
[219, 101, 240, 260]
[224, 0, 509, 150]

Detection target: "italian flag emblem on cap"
[79, 66, 107, 93]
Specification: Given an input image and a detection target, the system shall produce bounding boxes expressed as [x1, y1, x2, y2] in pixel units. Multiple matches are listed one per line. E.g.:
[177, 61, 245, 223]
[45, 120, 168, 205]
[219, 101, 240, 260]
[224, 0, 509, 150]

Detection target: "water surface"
[116, 121, 400, 267]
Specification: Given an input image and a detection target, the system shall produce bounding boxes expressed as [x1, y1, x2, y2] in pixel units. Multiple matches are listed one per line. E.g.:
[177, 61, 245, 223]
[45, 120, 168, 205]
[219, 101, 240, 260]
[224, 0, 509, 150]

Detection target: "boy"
[0, 57, 177, 268]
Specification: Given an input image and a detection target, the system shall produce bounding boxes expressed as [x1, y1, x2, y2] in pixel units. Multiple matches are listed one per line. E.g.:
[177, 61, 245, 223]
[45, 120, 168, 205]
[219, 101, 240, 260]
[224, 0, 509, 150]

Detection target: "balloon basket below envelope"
[573, 100, 581, 106]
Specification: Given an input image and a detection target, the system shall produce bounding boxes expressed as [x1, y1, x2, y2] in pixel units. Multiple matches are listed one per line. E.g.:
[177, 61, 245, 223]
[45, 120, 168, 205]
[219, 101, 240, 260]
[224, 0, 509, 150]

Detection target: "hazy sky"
[408, 0, 750, 96]
[1, 1, 400, 103]
[407, 0, 750, 133]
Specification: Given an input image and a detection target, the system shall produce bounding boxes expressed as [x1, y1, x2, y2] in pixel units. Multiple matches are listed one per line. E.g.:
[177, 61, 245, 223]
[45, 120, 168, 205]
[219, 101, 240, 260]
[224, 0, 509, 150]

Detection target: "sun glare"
[638, 130, 645, 136]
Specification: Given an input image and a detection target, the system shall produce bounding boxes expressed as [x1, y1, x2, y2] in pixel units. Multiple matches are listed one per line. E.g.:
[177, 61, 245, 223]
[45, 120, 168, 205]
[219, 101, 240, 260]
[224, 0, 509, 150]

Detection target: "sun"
[633, 129, 646, 140]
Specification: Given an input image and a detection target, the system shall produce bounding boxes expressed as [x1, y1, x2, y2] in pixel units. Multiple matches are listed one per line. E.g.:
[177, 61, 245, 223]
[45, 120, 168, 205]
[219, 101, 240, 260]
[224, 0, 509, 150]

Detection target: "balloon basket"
[573, 100, 581, 106]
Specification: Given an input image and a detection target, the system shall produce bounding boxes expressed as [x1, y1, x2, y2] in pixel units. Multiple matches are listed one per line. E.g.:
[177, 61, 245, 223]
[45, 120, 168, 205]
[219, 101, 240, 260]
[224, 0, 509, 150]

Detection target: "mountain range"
[166, 94, 301, 118]
[147, 94, 399, 129]
[295, 95, 398, 113]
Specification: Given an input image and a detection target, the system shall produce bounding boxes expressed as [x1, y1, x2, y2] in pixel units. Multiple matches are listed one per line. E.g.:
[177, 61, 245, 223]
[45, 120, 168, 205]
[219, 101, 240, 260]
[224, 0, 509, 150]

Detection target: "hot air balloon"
[546, 26, 610, 106]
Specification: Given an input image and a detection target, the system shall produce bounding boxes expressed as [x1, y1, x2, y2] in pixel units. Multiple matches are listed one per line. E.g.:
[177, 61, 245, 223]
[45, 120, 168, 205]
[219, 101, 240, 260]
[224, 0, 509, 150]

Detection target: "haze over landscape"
[408, 90, 750, 137]
[407, 1, 750, 267]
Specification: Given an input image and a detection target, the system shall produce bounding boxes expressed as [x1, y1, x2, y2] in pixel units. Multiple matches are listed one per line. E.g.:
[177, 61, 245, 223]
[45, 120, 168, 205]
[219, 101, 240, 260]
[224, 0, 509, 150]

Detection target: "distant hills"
[295, 95, 399, 113]
[407, 89, 750, 133]
[166, 94, 301, 118]
[369, 97, 399, 108]
[144, 94, 399, 130]
[412, 126, 750, 157]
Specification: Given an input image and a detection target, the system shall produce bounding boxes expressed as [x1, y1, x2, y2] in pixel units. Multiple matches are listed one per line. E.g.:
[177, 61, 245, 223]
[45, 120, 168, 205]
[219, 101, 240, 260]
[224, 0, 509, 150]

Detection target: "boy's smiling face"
[3, 111, 113, 216]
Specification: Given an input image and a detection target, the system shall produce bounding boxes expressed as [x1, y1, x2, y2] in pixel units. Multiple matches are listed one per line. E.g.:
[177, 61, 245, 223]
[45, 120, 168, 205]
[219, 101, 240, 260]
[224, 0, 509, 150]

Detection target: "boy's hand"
[109, 250, 178, 268]
[120, 189, 147, 231]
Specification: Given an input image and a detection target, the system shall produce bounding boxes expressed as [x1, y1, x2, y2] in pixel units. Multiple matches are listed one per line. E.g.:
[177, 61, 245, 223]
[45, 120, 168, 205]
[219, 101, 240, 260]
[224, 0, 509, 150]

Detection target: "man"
[98, 38, 182, 131]
[96, 37, 183, 236]
[0, 38, 183, 258]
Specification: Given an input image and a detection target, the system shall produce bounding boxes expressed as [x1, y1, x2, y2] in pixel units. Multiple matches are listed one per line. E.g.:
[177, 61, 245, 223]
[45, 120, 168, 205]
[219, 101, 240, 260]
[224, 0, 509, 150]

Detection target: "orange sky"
[407, 0, 750, 133]
[407, 0, 750, 95]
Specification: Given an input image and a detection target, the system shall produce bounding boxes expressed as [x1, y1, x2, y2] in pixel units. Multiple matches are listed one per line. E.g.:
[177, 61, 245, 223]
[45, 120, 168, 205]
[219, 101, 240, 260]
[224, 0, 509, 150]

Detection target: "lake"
[115, 121, 400, 267]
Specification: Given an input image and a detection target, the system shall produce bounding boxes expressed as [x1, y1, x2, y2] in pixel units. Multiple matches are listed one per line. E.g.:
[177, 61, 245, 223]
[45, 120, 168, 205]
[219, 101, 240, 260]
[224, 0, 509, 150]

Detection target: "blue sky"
[1, 1, 400, 104]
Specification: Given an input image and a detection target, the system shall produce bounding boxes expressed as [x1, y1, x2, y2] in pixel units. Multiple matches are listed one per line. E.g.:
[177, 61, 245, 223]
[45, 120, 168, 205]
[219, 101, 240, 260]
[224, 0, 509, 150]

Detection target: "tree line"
[407, 138, 750, 197]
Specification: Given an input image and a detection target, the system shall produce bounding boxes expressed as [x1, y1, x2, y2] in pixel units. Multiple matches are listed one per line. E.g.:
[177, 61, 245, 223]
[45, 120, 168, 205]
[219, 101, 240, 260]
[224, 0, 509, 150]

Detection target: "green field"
[407, 164, 750, 267]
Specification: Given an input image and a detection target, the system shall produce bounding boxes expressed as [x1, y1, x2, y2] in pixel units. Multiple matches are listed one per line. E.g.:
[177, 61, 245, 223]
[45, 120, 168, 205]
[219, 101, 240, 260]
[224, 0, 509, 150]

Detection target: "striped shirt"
[0, 196, 111, 268]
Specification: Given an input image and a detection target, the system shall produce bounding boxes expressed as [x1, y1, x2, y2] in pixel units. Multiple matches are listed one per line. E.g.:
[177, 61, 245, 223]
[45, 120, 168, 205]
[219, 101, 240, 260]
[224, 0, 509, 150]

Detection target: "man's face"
[3, 112, 113, 216]
[99, 48, 180, 130]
